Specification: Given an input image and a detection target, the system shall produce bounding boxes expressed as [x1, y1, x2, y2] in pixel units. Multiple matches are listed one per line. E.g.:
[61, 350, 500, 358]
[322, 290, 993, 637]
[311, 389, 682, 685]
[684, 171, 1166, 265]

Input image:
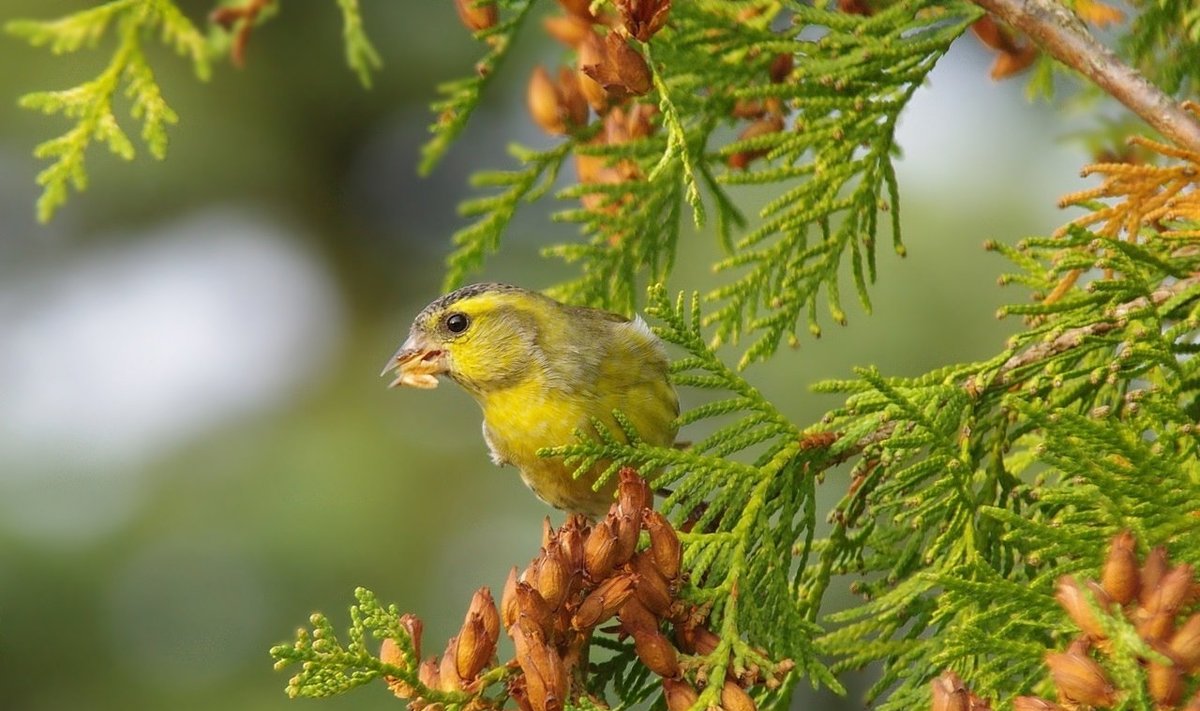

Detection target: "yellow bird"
[381, 283, 678, 517]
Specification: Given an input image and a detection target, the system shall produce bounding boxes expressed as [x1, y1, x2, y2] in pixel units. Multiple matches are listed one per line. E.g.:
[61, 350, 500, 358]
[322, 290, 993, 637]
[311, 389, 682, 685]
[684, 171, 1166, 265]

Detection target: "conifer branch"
[809, 269, 1200, 474]
[993, 270, 1200, 385]
[970, 0, 1200, 152]
[335, 0, 381, 88]
[418, 0, 534, 176]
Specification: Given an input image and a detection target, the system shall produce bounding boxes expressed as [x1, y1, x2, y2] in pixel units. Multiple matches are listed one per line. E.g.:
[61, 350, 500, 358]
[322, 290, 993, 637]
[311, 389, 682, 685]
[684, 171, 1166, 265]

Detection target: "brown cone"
[633, 628, 681, 677]
[1044, 651, 1116, 708]
[1055, 576, 1108, 641]
[1168, 613, 1200, 671]
[931, 671, 969, 711]
[1140, 547, 1169, 608]
[721, 679, 758, 711]
[1148, 660, 1183, 707]
[454, 0, 498, 32]
[573, 573, 637, 630]
[1101, 531, 1139, 605]
[645, 510, 682, 582]
[662, 677, 700, 711]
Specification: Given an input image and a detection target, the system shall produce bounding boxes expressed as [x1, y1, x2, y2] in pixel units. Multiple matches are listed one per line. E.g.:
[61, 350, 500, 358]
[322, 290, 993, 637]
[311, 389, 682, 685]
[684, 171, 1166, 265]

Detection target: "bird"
[381, 283, 678, 517]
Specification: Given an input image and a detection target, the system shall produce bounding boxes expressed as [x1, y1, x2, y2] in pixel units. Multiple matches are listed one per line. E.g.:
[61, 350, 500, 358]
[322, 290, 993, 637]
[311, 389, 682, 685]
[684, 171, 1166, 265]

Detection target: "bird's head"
[381, 283, 546, 395]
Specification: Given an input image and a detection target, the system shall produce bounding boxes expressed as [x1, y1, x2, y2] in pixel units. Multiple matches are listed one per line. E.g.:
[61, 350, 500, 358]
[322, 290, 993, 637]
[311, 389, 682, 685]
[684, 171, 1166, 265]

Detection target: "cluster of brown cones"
[379, 591, 499, 705]
[931, 532, 1200, 711]
[462, 0, 667, 136]
[379, 469, 791, 711]
[524, 0, 669, 225]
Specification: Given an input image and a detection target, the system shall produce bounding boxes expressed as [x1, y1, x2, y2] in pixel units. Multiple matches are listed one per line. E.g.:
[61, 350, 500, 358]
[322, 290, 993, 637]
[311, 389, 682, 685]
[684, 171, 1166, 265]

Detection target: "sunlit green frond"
[335, 0, 381, 88]
[7, 0, 210, 221]
[440, 0, 978, 359]
[812, 216, 1200, 708]
[418, 0, 535, 176]
[1123, 0, 1200, 97]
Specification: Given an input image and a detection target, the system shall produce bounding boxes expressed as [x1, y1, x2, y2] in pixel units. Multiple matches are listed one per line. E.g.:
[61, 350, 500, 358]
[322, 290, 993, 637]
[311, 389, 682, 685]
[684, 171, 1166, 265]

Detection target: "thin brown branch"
[970, 0, 1200, 154]
[993, 271, 1200, 384]
[210, 0, 275, 68]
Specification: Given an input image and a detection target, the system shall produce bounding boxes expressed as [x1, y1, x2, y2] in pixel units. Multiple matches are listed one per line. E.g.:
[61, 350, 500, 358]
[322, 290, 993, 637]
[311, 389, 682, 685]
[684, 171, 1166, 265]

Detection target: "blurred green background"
[0, 2, 1092, 709]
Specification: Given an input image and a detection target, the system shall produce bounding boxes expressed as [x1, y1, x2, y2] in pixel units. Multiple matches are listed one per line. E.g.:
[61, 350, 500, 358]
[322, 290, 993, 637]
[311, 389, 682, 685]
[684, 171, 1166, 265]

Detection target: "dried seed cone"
[584, 516, 619, 579]
[613, 511, 640, 566]
[380, 636, 405, 667]
[509, 678, 536, 711]
[1150, 564, 1194, 616]
[559, 518, 586, 572]
[931, 671, 968, 711]
[556, 67, 589, 129]
[454, 0, 498, 32]
[439, 636, 465, 691]
[988, 44, 1037, 80]
[1140, 547, 1169, 608]
[1168, 613, 1200, 671]
[1044, 651, 1116, 708]
[618, 596, 659, 636]
[515, 582, 555, 638]
[645, 510, 682, 581]
[1055, 576, 1108, 640]
[573, 573, 637, 630]
[471, 587, 501, 645]
[662, 677, 700, 711]
[399, 613, 424, 656]
[616, 0, 671, 42]
[1138, 608, 1176, 643]
[721, 679, 758, 711]
[536, 547, 572, 609]
[1147, 660, 1183, 707]
[625, 103, 658, 138]
[577, 67, 609, 113]
[418, 656, 441, 690]
[512, 623, 568, 711]
[528, 66, 566, 134]
[1101, 531, 1139, 605]
[617, 468, 651, 519]
[380, 637, 416, 698]
[633, 629, 681, 678]
[732, 99, 766, 119]
[631, 552, 674, 617]
[580, 31, 652, 97]
[605, 32, 652, 94]
[456, 616, 492, 681]
[502, 566, 520, 632]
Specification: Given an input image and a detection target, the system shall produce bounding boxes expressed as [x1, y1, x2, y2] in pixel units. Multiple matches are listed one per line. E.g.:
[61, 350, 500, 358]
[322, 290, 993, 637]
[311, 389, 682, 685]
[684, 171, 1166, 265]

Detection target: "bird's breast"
[476, 365, 677, 516]
[480, 381, 584, 471]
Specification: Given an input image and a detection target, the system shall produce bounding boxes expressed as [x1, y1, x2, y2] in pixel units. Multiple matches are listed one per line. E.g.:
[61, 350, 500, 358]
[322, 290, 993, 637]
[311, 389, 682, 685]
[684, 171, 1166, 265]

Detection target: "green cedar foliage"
[443, 0, 982, 368]
[5, 0, 378, 223]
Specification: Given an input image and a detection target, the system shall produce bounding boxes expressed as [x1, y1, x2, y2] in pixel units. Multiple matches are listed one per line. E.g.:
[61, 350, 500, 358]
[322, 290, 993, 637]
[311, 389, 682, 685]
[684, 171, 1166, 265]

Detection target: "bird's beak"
[380, 333, 447, 390]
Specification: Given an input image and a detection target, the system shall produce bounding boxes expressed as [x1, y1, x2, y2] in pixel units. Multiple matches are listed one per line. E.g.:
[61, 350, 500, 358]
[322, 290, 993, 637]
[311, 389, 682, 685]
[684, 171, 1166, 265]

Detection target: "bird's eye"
[445, 312, 469, 334]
